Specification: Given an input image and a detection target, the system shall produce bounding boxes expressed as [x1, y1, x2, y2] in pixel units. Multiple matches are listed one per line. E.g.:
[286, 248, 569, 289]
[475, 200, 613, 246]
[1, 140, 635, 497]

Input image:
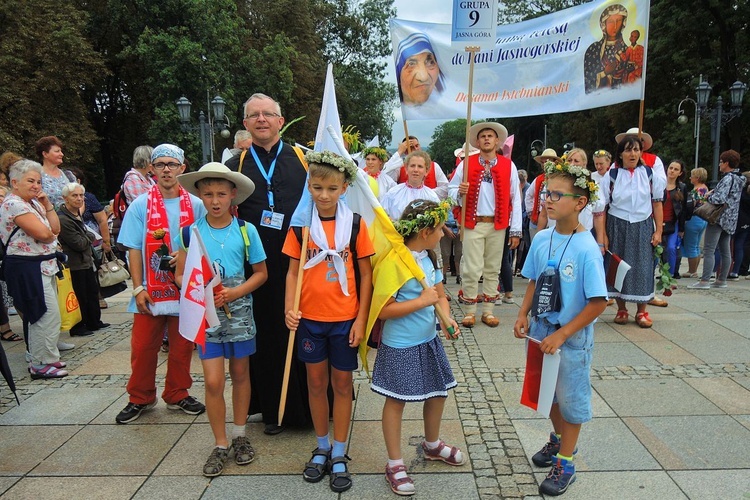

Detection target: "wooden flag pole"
[459, 46, 480, 241]
[403, 120, 412, 154]
[278, 226, 310, 427]
[637, 99, 645, 143]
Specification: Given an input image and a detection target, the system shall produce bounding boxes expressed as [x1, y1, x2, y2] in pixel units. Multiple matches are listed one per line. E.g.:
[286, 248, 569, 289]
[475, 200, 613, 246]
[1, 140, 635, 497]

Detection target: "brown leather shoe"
[461, 314, 476, 328]
[648, 297, 668, 307]
[481, 314, 500, 328]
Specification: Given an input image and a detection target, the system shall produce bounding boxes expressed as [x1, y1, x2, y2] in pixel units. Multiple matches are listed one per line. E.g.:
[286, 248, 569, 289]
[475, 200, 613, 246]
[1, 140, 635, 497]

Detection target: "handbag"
[57, 266, 82, 331]
[98, 250, 130, 287]
[693, 202, 726, 225]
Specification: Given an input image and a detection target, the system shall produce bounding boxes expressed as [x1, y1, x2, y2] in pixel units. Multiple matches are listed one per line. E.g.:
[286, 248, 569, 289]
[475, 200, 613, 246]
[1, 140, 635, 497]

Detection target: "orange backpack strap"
[292, 145, 308, 171]
[237, 150, 247, 172]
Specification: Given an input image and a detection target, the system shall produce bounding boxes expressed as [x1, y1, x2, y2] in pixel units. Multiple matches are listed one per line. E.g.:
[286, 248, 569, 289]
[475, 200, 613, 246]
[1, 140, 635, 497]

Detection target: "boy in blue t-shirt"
[514, 160, 607, 496]
[175, 163, 268, 478]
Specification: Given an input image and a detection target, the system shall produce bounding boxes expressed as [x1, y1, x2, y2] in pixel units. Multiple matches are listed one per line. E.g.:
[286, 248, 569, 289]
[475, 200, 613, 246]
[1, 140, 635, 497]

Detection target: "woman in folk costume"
[362, 147, 396, 200]
[381, 150, 440, 221]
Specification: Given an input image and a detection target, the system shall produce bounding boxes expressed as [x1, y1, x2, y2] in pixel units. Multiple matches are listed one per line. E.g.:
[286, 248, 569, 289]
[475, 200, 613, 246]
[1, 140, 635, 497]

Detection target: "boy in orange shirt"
[283, 151, 374, 493]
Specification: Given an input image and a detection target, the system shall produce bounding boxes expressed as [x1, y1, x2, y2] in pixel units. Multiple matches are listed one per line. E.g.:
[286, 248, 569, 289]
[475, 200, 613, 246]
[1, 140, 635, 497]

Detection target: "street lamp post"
[176, 94, 232, 165]
[677, 96, 699, 170]
[694, 76, 747, 183]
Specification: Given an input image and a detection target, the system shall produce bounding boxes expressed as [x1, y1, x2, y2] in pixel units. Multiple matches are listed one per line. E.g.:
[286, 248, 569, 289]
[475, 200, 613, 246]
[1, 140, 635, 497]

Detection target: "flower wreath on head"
[395, 198, 453, 237]
[305, 150, 359, 181]
[543, 154, 600, 206]
[361, 147, 389, 163]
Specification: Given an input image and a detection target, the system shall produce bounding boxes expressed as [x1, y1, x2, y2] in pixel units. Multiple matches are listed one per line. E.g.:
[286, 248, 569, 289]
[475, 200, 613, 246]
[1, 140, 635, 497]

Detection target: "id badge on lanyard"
[252, 142, 285, 230]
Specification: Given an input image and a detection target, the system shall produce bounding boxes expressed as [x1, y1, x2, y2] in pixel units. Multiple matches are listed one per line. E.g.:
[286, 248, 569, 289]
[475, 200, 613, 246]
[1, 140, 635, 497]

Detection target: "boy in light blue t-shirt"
[175, 163, 268, 478]
[514, 161, 607, 497]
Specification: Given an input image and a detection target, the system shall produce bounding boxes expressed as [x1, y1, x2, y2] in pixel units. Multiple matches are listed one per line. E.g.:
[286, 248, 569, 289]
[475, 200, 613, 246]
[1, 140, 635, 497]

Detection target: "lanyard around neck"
[250, 141, 283, 210]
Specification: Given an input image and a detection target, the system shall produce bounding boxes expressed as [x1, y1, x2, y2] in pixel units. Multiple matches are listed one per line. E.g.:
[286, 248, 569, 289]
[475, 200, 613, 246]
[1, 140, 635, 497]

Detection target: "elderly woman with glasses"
[57, 182, 108, 336]
[596, 137, 665, 328]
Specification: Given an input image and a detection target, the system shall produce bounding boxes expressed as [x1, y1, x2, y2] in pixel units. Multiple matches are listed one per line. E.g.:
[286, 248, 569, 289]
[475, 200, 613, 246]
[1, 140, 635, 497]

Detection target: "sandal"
[329, 455, 352, 493]
[635, 311, 653, 328]
[421, 440, 465, 466]
[385, 463, 415, 496]
[302, 447, 330, 483]
[481, 313, 500, 328]
[29, 364, 68, 380]
[203, 446, 230, 477]
[0, 329, 21, 342]
[461, 313, 475, 328]
[614, 309, 629, 325]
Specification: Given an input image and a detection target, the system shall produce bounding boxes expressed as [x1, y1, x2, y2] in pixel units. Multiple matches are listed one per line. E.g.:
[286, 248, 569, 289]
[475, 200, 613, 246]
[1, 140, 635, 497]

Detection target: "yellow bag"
[56, 267, 82, 331]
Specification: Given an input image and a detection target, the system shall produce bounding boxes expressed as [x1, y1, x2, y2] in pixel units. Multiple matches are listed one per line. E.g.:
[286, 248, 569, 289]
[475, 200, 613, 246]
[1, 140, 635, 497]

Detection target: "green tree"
[321, 0, 397, 144]
[0, 0, 105, 191]
[429, 119, 474, 173]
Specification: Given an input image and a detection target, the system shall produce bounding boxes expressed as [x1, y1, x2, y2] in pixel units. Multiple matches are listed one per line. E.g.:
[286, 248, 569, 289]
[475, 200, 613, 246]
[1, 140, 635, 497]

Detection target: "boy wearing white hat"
[175, 162, 269, 477]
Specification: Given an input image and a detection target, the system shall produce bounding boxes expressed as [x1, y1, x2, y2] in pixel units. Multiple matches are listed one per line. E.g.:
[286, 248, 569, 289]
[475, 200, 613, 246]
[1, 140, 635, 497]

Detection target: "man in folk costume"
[225, 93, 310, 435]
[382, 136, 449, 199]
[449, 122, 523, 328]
[614, 127, 669, 307]
[115, 144, 207, 424]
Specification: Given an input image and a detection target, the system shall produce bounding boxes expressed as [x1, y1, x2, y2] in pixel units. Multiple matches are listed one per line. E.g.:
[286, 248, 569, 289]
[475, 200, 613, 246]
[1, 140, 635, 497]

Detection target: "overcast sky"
[385, 0, 454, 147]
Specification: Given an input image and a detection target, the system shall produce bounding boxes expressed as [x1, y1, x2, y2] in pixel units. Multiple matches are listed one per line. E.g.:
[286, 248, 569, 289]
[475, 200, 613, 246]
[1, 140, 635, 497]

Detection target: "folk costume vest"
[641, 152, 656, 168]
[463, 154, 512, 230]
[530, 173, 546, 225]
[398, 162, 438, 188]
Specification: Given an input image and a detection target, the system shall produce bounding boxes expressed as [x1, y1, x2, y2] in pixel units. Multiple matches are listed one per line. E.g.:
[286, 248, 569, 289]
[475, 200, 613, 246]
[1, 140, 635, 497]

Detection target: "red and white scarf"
[145, 184, 194, 315]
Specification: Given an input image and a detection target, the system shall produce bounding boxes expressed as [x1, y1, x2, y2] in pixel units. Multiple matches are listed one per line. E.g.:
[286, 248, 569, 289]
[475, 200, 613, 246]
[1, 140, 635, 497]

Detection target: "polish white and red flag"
[605, 250, 632, 292]
[179, 226, 221, 348]
[520, 338, 561, 418]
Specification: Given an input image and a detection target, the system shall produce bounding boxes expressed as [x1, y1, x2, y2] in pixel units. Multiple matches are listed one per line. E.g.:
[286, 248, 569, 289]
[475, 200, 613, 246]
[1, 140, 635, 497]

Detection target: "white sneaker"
[57, 341, 75, 351]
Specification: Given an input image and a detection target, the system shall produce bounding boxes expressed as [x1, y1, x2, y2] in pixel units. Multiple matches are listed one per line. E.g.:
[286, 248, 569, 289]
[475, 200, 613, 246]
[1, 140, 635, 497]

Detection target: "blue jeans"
[662, 231, 680, 276]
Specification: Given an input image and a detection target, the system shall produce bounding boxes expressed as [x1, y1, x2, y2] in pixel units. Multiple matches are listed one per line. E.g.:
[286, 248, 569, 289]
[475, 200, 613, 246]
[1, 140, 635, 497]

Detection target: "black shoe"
[166, 395, 205, 415]
[116, 401, 157, 424]
[264, 423, 284, 435]
[70, 329, 95, 337]
[91, 322, 111, 331]
[456, 275, 462, 285]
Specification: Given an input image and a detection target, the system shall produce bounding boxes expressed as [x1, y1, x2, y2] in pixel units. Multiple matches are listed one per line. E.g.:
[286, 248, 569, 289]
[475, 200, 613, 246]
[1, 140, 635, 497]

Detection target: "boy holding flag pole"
[283, 150, 374, 493]
[175, 163, 268, 478]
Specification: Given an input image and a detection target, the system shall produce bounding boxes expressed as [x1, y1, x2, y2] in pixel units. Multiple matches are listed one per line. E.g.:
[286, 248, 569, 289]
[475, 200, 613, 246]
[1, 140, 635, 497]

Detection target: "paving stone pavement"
[1, 276, 749, 499]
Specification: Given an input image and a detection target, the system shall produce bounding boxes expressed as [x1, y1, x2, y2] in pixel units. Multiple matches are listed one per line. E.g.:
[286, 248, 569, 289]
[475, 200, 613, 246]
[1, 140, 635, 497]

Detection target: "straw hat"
[533, 148, 561, 165]
[615, 127, 653, 151]
[178, 162, 256, 205]
[469, 122, 508, 148]
[453, 142, 480, 158]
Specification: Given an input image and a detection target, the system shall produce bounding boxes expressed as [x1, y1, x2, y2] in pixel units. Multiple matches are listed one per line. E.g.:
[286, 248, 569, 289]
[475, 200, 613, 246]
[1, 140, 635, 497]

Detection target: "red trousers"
[126, 314, 194, 405]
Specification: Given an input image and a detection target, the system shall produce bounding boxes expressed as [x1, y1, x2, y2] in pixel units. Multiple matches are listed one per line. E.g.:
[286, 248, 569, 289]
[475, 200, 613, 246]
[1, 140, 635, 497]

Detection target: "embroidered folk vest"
[463, 154, 512, 230]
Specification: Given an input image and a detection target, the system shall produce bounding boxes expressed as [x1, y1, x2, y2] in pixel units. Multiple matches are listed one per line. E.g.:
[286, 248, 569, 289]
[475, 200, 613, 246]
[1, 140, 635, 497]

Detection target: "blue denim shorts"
[297, 318, 358, 371]
[528, 317, 593, 424]
[198, 338, 256, 360]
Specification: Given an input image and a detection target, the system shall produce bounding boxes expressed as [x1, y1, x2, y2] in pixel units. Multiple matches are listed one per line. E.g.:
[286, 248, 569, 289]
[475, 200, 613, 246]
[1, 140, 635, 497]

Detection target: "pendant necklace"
[207, 222, 232, 249]
[550, 223, 580, 258]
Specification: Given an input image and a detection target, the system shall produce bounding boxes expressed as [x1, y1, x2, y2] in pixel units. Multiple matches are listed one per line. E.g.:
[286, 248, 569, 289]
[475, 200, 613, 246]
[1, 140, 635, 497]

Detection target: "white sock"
[387, 458, 414, 492]
[426, 439, 464, 463]
[231, 424, 246, 439]
[424, 439, 440, 449]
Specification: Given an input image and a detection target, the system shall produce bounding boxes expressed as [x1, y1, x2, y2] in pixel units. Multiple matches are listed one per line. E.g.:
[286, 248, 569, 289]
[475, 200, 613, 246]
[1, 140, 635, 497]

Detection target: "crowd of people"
[3, 92, 748, 497]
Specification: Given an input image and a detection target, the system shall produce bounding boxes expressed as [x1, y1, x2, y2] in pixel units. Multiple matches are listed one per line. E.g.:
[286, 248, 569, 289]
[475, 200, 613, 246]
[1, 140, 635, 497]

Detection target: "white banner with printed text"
[392, 0, 650, 120]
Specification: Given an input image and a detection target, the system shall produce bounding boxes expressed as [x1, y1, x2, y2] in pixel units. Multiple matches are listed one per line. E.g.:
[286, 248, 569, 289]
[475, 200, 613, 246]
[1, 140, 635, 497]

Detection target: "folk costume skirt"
[606, 214, 655, 303]
[371, 336, 457, 402]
